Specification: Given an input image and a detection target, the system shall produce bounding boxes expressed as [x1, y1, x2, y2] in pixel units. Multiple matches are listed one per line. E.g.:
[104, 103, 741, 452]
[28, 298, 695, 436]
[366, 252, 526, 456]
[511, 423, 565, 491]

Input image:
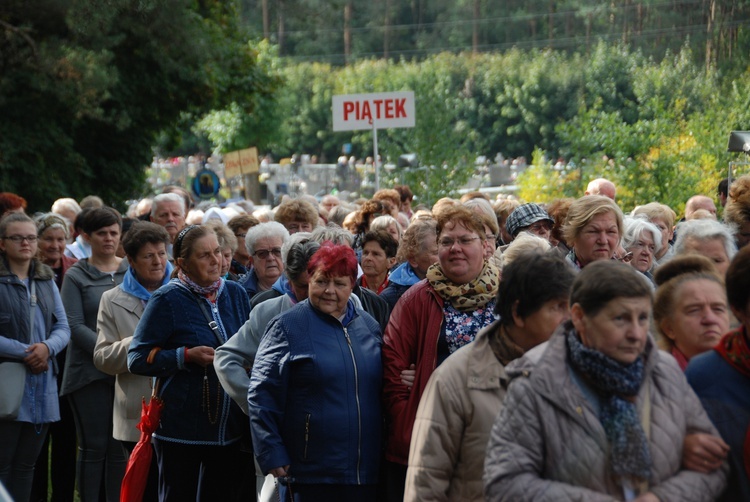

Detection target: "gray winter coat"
[483, 322, 727, 502]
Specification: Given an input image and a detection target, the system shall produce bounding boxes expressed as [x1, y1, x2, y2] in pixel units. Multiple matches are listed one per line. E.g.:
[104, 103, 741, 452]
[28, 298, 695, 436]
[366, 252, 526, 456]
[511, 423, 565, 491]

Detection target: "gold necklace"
[202, 367, 221, 424]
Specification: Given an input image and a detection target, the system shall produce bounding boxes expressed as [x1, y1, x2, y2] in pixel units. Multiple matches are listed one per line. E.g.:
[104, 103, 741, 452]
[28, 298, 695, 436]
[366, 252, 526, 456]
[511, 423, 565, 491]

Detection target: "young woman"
[0, 213, 70, 502]
[60, 207, 128, 502]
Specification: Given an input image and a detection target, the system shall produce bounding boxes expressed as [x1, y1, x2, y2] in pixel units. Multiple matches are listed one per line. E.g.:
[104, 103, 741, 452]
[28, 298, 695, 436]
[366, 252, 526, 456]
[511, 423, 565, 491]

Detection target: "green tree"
[0, 0, 271, 211]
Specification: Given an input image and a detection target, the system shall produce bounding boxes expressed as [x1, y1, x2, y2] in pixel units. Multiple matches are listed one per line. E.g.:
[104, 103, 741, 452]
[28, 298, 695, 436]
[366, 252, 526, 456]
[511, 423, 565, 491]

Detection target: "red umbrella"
[120, 392, 163, 502]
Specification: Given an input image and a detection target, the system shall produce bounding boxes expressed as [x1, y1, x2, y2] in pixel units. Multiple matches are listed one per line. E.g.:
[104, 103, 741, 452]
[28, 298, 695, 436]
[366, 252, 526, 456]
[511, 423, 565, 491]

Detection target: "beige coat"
[94, 287, 151, 443]
[483, 324, 728, 501]
[405, 325, 509, 502]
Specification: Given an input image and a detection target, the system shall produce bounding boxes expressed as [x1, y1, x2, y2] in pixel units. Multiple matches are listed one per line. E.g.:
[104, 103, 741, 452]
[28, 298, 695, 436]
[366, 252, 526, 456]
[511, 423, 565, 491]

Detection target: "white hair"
[622, 216, 662, 255]
[151, 193, 186, 217]
[674, 219, 737, 261]
[245, 221, 290, 255]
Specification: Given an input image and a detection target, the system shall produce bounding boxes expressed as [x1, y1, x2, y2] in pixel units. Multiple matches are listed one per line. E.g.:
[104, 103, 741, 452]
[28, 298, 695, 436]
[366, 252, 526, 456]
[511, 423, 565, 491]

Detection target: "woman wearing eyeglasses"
[60, 207, 128, 502]
[621, 217, 662, 284]
[0, 213, 70, 502]
[382, 205, 500, 501]
[238, 222, 290, 300]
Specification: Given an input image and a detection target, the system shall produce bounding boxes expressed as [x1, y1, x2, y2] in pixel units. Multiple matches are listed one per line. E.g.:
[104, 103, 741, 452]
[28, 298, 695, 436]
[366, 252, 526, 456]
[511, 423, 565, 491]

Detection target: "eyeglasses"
[527, 222, 552, 233]
[235, 233, 247, 239]
[253, 248, 282, 259]
[485, 233, 497, 241]
[3, 235, 38, 243]
[438, 236, 481, 248]
[616, 252, 634, 263]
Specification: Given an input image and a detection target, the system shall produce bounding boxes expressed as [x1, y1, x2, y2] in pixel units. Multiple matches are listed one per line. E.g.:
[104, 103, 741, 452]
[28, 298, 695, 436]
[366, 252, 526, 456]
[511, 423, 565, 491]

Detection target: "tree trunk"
[473, 0, 480, 53]
[384, 0, 391, 58]
[344, 2, 352, 64]
[278, 0, 285, 55]
[706, 0, 716, 71]
[262, 0, 269, 39]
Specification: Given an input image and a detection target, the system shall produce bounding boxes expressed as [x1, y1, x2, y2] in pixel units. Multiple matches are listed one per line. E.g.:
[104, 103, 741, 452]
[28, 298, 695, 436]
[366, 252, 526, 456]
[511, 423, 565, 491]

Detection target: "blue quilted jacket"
[248, 298, 382, 485]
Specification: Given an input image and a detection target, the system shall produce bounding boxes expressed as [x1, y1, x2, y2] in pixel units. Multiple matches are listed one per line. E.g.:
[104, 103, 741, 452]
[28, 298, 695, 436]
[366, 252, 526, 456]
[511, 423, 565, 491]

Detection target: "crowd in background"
[0, 172, 750, 501]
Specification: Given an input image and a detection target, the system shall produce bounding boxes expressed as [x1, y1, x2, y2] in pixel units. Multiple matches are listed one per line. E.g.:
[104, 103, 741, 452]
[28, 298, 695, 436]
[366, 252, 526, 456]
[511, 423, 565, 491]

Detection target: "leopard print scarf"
[426, 260, 500, 312]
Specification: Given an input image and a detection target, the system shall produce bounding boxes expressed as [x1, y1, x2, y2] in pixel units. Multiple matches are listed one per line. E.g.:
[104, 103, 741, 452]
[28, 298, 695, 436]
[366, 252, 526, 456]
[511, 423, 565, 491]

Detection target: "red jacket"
[382, 280, 444, 465]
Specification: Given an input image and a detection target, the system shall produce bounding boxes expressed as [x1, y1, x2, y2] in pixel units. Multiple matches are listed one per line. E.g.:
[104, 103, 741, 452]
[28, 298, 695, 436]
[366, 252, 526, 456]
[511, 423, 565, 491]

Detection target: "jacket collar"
[466, 325, 507, 391]
[0, 256, 54, 281]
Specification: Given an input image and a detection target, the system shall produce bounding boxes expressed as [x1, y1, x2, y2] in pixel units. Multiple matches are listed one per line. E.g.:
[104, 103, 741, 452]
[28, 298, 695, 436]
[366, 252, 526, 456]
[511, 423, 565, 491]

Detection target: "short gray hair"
[674, 219, 737, 261]
[151, 193, 186, 217]
[282, 232, 312, 265]
[245, 221, 289, 255]
[310, 224, 354, 247]
[370, 215, 402, 240]
[622, 216, 662, 255]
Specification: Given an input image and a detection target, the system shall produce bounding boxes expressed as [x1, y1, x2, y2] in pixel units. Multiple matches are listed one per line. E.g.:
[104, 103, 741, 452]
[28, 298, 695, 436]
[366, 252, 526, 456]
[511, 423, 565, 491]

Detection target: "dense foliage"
[0, 0, 277, 211]
[264, 45, 750, 210]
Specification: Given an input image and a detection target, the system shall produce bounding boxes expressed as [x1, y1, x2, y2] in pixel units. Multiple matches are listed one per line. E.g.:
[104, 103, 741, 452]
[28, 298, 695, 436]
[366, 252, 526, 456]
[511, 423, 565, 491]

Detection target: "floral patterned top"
[438, 298, 497, 365]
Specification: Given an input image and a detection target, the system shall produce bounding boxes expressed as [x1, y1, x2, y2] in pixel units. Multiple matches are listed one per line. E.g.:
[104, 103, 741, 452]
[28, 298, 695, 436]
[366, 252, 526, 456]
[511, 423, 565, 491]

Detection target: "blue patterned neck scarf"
[565, 327, 652, 482]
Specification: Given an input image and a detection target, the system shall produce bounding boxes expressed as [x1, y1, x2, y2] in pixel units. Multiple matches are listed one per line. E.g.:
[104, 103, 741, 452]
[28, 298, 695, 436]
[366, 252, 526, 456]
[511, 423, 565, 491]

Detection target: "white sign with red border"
[332, 91, 415, 131]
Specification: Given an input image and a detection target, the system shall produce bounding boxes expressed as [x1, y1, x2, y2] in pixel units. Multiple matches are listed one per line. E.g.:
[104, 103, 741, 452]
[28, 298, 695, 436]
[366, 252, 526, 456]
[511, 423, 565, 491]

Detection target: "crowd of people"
[0, 173, 749, 501]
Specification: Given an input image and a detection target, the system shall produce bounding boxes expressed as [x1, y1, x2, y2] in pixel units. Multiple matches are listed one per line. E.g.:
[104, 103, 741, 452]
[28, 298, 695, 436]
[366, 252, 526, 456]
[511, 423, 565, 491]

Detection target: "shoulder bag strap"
[190, 293, 224, 346]
[29, 279, 36, 336]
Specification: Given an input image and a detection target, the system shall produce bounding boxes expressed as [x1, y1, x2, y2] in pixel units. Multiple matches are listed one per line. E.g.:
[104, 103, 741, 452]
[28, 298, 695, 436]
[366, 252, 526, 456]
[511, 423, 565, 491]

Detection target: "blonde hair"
[632, 202, 676, 229]
[725, 174, 750, 228]
[563, 196, 624, 245]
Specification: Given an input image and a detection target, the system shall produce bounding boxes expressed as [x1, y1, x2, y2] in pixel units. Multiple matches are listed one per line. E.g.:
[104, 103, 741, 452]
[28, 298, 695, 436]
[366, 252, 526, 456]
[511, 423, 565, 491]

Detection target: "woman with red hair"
[0, 192, 27, 217]
[248, 243, 383, 501]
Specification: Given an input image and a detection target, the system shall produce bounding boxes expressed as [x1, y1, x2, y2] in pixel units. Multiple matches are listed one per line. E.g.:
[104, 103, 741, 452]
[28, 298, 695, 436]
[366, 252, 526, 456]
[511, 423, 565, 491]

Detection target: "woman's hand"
[400, 363, 416, 390]
[270, 465, 290, 478]
[24, 343, 50, 374]
[682, 432, 729, 473]
[186, 346, 215, 367]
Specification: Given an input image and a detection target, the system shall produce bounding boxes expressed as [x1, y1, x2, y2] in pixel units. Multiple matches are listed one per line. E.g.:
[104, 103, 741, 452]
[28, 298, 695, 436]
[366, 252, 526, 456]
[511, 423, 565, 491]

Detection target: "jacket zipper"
[304, 413, 311, 460]
[343, 326, 362, 484]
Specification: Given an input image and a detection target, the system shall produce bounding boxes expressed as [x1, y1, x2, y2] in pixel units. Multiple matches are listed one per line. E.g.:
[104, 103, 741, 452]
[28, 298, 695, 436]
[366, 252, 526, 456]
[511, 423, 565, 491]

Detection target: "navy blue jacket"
[128, 279, 251, 445]
[248, 299, 382, 485]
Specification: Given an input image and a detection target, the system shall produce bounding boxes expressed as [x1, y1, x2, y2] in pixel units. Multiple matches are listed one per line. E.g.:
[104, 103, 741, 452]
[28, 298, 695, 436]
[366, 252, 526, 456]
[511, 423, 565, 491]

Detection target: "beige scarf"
[426, 260, 500, 312]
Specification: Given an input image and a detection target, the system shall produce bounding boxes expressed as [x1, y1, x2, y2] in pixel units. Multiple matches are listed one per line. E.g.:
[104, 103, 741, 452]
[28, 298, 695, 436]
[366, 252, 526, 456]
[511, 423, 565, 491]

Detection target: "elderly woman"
[32, 212, 78, 502]
[633, 202, 677, 264]
[128, 225, 252, 501]
[653, 255, 730, 370]
[35, 213, 78, 289]
[227, 214, 259, 276]
[563, 195, 624, 270]
[359, 230, 398, 294]
[484, 260, 727, 501]
[370, 215, 403, 242]
[352, 199, 390, 252]
[687, 245, 750, 500]
[673, 219, 737, 277]
[621, 217, 662, 283]
[404, 253, 575, 501]
[238, 221, 290, 299]
[248, 243, 382, 500]
[499, 232, 550, 269]
[382, 205, 500, 501]
[0, 213, 70, 502]
[274, 199, 318, 234]
[93, 222, 173, 502]
[204, 220, 239, 281]
[381, 218, 438, 310]
[60, 207, 128, 502]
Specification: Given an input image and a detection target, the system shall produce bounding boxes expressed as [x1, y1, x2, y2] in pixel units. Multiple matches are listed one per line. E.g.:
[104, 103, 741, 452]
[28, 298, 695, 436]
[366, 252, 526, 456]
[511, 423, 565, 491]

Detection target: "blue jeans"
[0, 421, 49, 502]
